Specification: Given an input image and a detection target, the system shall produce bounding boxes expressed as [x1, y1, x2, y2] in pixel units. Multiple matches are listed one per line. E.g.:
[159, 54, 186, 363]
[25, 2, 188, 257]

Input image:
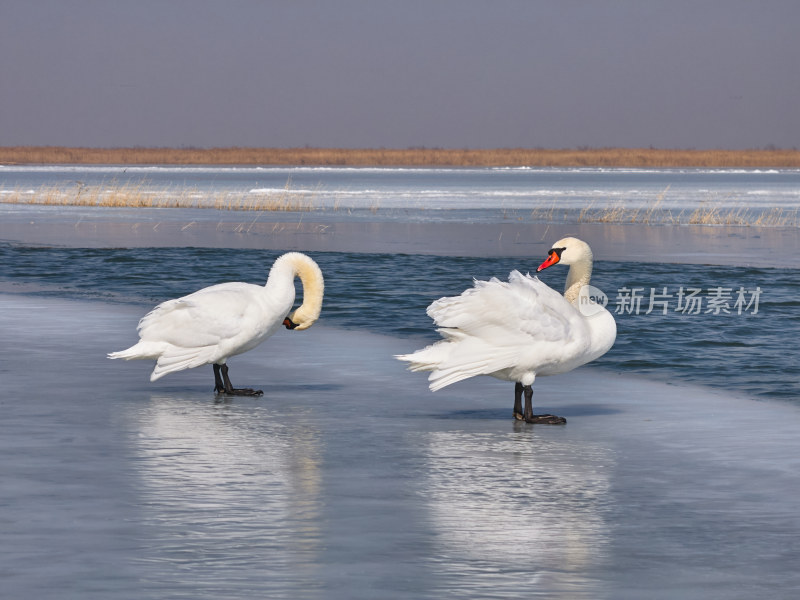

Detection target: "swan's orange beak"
[537, 249, 561, 272]
[283, 317, 298, 330]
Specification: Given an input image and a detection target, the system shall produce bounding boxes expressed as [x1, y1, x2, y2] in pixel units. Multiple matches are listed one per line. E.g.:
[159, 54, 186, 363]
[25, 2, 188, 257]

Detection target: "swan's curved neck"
[268, 253, 324, 330]
[564, 258, 592, 304]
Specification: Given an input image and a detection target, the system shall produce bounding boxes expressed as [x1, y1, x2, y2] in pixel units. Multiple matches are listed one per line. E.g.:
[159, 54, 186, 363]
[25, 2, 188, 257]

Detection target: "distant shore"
[2, 146, 800, 168]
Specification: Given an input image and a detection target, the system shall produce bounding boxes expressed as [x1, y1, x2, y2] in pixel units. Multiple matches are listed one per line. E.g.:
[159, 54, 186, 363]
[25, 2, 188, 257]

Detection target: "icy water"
[3, 292, 800, 600]
[2, 165, 800, 598]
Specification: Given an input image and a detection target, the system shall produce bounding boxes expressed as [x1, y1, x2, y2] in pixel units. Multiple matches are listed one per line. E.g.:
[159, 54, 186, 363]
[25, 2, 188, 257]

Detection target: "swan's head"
[282, 305, 319, 331]
[536, 237, 593, 272]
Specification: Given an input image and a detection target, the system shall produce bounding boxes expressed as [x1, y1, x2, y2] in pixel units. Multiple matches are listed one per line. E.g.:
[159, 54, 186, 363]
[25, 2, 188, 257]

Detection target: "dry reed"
[3, 146, 800, 168]
[0, 179, 315, 212]
[3, 181, 795, 227]
[574, 202, 798, 227]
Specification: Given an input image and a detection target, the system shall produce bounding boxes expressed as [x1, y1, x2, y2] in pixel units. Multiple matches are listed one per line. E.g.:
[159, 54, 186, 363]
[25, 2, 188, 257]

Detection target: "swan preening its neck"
[270, 252, 325, 330]
[537, 237, 594, 304]
[108, 251, 324, 395]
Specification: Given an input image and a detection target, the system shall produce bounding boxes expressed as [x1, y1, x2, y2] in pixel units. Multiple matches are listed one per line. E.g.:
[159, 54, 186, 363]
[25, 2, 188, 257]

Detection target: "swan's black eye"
[549, 247, 566, 258]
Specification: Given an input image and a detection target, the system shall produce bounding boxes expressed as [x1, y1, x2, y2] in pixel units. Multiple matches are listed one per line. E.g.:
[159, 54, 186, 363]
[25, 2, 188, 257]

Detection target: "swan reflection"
[127, 395, 323, 592]
[417, 428, 613, 596]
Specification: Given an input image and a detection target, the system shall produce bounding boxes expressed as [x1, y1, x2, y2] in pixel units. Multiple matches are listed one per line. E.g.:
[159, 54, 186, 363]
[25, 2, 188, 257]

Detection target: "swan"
[108, 252, 324, 395]
[396, 237, 616, 424]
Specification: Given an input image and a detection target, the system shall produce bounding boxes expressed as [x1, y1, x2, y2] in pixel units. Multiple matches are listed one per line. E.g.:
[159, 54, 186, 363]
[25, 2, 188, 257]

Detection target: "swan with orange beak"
[397, 237, 616, 424]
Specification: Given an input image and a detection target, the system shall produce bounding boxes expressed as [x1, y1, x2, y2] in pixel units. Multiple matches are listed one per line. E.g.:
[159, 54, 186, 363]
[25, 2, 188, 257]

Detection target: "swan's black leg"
[213, 364, 226, 393]
[523, 384, 535, 422]
[213, 363, 263, 396]
[513, 382, 524, 420]
[522, 384, 566, 425]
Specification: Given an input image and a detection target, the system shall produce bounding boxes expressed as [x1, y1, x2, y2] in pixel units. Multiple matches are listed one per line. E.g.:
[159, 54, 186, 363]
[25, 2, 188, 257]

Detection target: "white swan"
[396, 237, 616, 424]
[108, 252, 324, 395]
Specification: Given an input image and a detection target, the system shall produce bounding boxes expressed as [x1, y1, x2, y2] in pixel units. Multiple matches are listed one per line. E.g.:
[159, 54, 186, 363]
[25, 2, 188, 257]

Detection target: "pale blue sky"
[1, 0, 798, 149]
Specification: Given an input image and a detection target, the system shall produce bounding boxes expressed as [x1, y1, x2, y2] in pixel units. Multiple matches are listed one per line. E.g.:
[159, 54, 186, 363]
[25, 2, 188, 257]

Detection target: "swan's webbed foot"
[526, 414, 567, 425]
[213, 364, 263, 397]
[515, 382, 566, 425]
[216, 386, 264, 397]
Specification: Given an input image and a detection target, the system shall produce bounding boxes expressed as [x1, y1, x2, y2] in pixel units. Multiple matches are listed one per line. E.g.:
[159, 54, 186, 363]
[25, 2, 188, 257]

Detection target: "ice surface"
[2, 293, 800, 599]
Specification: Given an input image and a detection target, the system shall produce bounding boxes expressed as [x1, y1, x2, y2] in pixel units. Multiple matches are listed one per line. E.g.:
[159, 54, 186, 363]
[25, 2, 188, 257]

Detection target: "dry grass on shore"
[3, 146, 800, 168]
[3, 151, 797, 226]
[575, 202, 798, 227]
[3, 181, 796, 227]
[0, 180, 315, 212]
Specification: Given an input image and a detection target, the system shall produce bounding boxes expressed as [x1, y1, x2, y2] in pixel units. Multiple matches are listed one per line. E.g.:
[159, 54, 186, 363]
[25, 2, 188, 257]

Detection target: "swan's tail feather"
[426, 369, 479, 391]
[396, 337, 492, 392]
[397, 330, 517, 392]
[396, 352, 494, 391]
[107, 341, 162, 361]
[395, 341, 449, 373]
[108, 342, 215, 382]
[424, 353, 507, 391]
[150, 347, 217, 381]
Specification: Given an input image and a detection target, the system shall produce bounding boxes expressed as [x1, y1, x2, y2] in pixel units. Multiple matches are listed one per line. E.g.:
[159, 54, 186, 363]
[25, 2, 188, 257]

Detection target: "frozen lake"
[3, 164, 800, 212]
[2, 165, 799, 598]
[3, 294, 800, 599]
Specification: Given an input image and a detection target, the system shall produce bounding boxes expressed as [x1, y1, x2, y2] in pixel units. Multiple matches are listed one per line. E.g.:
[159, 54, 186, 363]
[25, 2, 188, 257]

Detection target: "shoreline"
[3, 146, 800, 168]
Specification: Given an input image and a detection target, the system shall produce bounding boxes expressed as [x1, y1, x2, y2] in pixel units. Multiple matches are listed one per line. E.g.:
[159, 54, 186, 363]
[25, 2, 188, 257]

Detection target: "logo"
[578, 285, 608, 316]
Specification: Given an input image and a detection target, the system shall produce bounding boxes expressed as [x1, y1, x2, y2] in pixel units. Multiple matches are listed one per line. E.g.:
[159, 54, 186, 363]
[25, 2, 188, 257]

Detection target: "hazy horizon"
[2, 1, 798, 150]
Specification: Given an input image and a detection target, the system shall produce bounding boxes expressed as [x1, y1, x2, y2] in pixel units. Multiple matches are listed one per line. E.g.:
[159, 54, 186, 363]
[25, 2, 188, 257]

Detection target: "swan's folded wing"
[405, 272, 591, 389]
[427, 271, 582, 344]
[151, 344, 220, 381]
[137, 283, 264, 348]
[415, 332, 526, 390]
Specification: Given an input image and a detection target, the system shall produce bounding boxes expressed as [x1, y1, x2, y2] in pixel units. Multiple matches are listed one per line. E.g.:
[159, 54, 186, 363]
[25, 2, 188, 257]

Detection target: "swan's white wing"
[137, 282, 266, 348]
[400, 272, 590, 390]
[428, 271, 578, 342]
[110, 252, 323, 385]
[133, 282, 278, 380]
[150, 344, 220, 381]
